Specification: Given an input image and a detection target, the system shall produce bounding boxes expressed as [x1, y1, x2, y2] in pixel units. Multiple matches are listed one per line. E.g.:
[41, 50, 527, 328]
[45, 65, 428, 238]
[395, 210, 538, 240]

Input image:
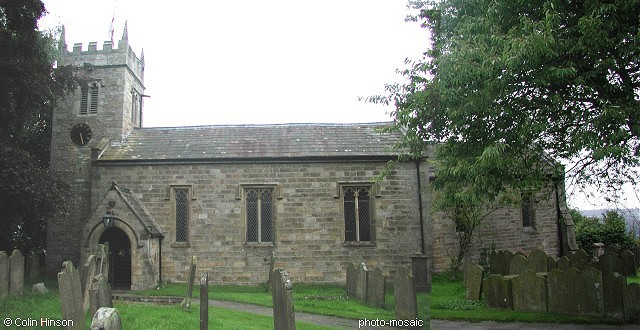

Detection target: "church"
[47, 29, 576, 290]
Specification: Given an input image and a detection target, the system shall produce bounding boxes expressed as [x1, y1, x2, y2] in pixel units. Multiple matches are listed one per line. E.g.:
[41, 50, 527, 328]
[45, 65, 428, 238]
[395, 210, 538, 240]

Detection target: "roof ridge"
[134, 122, 394, 130]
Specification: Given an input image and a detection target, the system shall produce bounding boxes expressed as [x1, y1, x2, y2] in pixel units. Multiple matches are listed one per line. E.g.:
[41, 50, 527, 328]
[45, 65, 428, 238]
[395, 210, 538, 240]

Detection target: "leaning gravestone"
[90, 307, 122, 330]
[547, 268, 573, 315]
[9, 249, 24, 297]
[602, 270, 625, 321]
[527, 249, 548, 273]
[394, 267, 417, 321]
[89, 274, 112, 317]
[623, 283, 640, 323]
[271, 269, 295, 330]
[569, 249, 591, 270]
[354, 263, 368, 302]
[463, 263, 483, 301]
[58, 261, 85, 330]
[483, 274, 515, 309]
[573, 267, 604, 317]
[345, 263, 357, 298]
[0, 251, 8, 299]
[365, 268, 385, 307]
[557, 256, 571, 270]
[620, 250, 637, 277]
[509, 254, 528, 275]
[512, 269, 547, 313]
[96, 244, 109, 277]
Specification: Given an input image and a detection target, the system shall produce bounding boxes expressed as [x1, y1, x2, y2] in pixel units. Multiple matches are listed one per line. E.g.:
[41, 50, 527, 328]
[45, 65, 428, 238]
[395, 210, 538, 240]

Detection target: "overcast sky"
[39, 0, 639, 212]
[41, 0, 427, 127]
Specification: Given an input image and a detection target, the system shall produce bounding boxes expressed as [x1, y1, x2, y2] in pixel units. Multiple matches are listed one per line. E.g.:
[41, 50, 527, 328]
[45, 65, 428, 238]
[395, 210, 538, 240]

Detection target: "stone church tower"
[47, 26, 145, 270]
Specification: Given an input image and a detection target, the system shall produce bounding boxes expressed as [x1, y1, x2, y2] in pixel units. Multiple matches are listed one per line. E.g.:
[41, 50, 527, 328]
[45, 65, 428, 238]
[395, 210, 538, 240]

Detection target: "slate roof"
[98, 122, 402, 162]
[113, 184, 163, 237]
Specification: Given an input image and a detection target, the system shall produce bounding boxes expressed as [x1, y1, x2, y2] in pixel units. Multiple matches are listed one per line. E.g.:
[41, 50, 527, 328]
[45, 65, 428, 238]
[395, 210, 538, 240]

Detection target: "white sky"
[41, 0, 425, 127]
[39, 0, 639, 212]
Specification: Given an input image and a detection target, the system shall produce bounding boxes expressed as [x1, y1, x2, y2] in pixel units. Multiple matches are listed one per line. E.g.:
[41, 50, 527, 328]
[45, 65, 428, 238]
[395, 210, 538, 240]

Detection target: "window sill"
[244, 242, 275, 248]
[342, 241, 376, 248]
[522, 226, 537, 234]
[170, 242, 190, 248]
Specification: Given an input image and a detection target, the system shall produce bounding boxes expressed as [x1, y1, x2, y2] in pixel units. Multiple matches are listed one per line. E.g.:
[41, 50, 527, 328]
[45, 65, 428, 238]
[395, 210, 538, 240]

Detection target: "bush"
[574, 210, 635, 251]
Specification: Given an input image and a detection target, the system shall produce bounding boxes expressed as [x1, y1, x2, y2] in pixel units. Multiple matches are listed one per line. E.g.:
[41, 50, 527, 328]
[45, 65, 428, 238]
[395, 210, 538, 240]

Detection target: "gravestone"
[569, 249, 590, 270]
[27, 251, 40, 280]
[9, 249, 24, 297]
[512, 269, 547, 313]
[32, 282, 49, 294]
[509, 254, 528, 275]
[557, 256, 571, 270]
[604, 245, 621, 255]
[498, 251, 514, 275]
[90, 307, 122, 330]
[573, 267, 604, 317]
[592, 243, 605, 259]
[365, 268, 385, 307]
[89, 274, 112, 317]
[354, 263, 368, 301]
[595, 252, 624, 275]
[547, 268, 573, 315]
[620, 250, 637, 277]
[394, 267, 417, 320]
[483, 274, 514, 309]
[527, 249, 548, 273]
[623, 283, 640, 323]
[182, 256, 197, 309]
[0, 251, 8, 299]
[200, 273, 208, 330]
[463, 263, 483, 301]
[602, 271, 625, 321]
[271, 269, 295, 330]
[488, 250, 501, 274]
[83, 255, 97, 313]
[58, 261, 85, 330]
[547, 256, 557, 271]
[346, 263, 357, 298]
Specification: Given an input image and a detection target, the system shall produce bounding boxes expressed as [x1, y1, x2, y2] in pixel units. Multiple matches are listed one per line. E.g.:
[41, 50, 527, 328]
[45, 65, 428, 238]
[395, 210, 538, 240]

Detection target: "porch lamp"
[102, 210, 116, 228]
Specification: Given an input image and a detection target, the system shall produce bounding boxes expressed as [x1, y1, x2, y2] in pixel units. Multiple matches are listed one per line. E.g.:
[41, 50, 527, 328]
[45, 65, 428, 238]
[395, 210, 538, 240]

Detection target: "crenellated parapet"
[60, 27, 144, 84]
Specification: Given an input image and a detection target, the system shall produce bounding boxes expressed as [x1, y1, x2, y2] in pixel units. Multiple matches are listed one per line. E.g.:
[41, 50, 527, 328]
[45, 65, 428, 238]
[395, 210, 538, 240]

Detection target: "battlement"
[61, 24, 144, 83]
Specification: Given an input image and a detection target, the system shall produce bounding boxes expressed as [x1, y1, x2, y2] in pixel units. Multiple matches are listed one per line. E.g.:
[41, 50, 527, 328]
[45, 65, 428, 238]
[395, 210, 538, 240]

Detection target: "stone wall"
[90, 161, 424, 285]
[430, 187, 562, 272]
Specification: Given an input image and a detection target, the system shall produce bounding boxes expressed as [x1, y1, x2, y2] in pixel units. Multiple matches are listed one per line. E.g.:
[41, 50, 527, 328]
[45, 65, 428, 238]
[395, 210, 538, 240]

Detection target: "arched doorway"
[99, 227, 131, 290]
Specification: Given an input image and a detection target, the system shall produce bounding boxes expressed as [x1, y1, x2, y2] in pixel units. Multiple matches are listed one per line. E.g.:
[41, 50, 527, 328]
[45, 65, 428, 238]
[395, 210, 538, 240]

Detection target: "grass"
[430, 272, 634, 324]
[0, 279, 337, 329]
[137, 281, 429, 322]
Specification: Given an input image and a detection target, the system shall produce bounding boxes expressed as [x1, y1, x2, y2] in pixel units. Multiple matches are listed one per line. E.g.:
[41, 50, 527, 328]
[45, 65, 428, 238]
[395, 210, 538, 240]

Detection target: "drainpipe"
[158, 236, 163, 283]
[415, 159, 425, 254]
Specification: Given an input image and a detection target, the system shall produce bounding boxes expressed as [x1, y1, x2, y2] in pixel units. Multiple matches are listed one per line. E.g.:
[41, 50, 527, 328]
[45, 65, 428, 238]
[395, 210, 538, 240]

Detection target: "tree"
[0, 0, 74, 252]
[574, 210, 635, 251]
[373, 0, 639, 194]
